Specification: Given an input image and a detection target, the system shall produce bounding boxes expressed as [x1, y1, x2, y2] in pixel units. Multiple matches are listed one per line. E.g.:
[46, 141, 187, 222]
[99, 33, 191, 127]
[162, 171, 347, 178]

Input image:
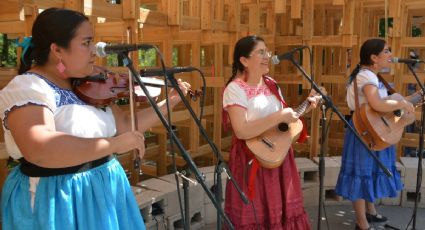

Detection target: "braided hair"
[225, 35, 265, 86]
[347, 38, 386, 84]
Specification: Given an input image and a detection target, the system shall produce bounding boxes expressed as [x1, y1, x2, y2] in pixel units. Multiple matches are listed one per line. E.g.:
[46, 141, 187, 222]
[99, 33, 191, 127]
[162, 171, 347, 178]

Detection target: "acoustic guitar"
[352, 92, 423, 151]
[245, 88, 325, 168]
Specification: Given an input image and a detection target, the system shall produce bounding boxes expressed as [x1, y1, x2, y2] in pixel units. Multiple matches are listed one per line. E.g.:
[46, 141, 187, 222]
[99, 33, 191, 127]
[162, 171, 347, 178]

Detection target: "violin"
[72, 67, 162, 107]
[72, 66, 202, 107]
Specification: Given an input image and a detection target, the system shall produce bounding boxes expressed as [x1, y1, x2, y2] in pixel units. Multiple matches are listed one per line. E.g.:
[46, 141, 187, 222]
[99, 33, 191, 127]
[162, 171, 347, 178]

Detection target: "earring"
[56, 58, 66, 74]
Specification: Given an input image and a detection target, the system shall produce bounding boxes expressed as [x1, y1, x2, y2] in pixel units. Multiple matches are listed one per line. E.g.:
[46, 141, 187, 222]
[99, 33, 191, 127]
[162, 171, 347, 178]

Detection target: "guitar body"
[352, 94, 416, 151]
[245, 120, 303, 168]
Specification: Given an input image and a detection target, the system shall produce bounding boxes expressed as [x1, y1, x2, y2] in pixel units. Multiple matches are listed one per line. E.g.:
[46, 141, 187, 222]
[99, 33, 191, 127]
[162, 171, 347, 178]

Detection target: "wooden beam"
[332, 0, 345, 5]
[227, 0, 240, 32]
[32, 0, 64, 9]
[181, 16, 201, 30]
[84, 0, 122, 19]
[123, 0, 138, 19]
[0, 0, 24, 22]
[201, 0, 212, 30]
[139, 9, 168, 26]
[248, 3, 260, 35]
[64, 0, 84, 12]
[168, 0, 180, 25]
[275, 0, 286, 14]
[290, 0, 301, 19]
[0, 21, 25, 34]
[302, 0, 313, 41]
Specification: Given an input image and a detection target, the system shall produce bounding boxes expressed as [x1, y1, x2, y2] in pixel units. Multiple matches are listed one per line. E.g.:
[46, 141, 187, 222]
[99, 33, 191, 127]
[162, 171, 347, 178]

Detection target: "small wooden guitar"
[245, 88, 325, 168]
[352, 91, 423, 151]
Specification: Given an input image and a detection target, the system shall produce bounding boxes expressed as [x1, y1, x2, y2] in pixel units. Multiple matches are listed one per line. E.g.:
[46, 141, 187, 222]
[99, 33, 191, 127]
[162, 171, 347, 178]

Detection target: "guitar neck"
[295, 99, 310, 117]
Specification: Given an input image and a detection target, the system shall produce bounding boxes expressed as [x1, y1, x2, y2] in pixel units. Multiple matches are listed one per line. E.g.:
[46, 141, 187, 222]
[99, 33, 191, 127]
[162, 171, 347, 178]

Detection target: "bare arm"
[363, 84, 414, 113]
[227, 106, 298, 140]
[113, 79, 190, 134]
[7, 105, 145, 168]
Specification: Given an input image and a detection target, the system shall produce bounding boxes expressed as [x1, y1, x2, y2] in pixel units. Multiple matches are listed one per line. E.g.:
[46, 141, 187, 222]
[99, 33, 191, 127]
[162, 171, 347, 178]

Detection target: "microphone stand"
[317, 103, 329, 230]
[118, 52, 247, 230]
[404, 63, 425, 230]
[162, 71, 249, 229]
[287, 57, 392, 176]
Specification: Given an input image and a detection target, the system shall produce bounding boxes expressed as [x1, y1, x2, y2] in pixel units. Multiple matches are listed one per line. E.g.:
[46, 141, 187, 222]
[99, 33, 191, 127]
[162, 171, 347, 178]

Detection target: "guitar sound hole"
[278, 123, 289, 132]
[393, 109, 401, 117]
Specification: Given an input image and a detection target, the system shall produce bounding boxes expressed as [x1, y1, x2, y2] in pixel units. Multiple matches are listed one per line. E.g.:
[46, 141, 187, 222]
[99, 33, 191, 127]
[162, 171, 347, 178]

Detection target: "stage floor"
[204, 205, 425, 230]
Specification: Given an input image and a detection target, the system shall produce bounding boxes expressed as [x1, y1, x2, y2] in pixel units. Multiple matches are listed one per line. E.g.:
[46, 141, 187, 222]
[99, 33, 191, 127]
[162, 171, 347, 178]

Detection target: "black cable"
[153, 46, 187, 229]
[193, 68, 207, 121]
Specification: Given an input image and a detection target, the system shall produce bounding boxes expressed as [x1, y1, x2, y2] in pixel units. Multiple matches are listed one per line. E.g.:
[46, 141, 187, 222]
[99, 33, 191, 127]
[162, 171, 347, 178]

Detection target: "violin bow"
[127, 27, 141, 185]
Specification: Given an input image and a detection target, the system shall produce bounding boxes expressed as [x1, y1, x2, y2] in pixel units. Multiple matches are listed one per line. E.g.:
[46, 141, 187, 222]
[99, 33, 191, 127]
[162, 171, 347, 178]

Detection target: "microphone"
[139, 66, 197, 77]
[271, 46, 308, 65]
[95, 42, 154, 57]
[391, 57, 422, 64]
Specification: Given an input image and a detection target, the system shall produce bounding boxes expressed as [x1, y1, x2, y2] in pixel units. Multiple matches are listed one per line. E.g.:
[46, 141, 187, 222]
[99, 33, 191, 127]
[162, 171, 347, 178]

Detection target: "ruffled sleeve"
[223, 81, 248, 110]
[0, 74, 56, 129]
[357, 70, 379, 90]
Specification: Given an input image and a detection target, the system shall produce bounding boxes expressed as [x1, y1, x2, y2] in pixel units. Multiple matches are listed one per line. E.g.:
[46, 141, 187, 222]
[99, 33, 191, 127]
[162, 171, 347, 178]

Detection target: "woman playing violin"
[0, 8, 189, 230]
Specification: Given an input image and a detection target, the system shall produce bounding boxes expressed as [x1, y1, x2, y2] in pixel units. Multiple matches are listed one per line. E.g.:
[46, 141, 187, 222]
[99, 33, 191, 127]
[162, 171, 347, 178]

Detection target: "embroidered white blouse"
[223, 78, 284, 121]
[0, 73, 116, 159]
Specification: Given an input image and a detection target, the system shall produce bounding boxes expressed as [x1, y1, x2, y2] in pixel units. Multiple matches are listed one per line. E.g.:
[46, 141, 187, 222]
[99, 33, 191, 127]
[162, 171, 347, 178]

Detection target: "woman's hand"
[307, 95, 322, 109]
[280, 108, 299, 123]
[168, 79, 191, 103]
[305, 89, 323, 111]
[402, 99, 415, 115]
[114, 131, 145, 159]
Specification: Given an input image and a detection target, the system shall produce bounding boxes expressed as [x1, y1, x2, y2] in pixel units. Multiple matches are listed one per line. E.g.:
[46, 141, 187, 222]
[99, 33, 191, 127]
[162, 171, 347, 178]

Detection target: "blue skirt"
[1, 158, 145, 230]
[335, 120, 403, 202]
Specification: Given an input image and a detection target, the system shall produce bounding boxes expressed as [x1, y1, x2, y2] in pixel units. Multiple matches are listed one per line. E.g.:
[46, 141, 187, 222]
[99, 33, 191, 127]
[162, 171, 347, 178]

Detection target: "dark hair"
[225, 35, 265, 86]
[348, 38, 386, 84]
[18, 8, 89, 74]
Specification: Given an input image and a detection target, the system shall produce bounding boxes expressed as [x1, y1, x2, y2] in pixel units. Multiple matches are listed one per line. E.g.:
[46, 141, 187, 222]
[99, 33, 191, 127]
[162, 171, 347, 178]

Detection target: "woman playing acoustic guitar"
[335, 38, 415, 230]
[222, 35, 320, 229]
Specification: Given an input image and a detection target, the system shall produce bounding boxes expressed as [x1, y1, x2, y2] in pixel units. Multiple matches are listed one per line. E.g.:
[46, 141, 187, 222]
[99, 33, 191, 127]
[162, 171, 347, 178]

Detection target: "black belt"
[19, 155, 114, 177]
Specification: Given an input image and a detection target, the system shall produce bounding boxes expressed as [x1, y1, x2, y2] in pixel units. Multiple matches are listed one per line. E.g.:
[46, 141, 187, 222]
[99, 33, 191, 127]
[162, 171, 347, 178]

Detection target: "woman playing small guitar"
[335, 38, 415, 230]
[222, 35, 320, 229]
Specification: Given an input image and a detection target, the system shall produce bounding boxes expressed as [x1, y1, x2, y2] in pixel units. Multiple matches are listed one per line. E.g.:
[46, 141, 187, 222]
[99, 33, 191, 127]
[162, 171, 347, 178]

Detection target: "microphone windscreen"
[391, 57, 399, 63]
[95, 42, 107, 57]
[271, 55, 280, 65]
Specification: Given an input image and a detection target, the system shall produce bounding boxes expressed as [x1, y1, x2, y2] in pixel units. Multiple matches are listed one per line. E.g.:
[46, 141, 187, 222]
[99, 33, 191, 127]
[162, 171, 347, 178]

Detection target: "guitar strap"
[377, 73, 397, 94]
[353, 71, 394, 148]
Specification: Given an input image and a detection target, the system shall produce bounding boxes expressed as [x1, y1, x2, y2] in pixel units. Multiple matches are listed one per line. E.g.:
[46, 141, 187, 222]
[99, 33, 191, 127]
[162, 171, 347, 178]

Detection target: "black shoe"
[366, 212, 388, 222]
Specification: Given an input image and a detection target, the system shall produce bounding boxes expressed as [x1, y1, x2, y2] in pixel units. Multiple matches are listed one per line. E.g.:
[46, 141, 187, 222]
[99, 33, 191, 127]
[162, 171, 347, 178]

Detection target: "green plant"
[0, 34, 18, 67]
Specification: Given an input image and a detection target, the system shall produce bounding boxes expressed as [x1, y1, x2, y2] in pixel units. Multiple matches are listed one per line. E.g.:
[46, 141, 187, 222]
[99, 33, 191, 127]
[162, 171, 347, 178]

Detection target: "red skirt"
[224, 137, 311, 230]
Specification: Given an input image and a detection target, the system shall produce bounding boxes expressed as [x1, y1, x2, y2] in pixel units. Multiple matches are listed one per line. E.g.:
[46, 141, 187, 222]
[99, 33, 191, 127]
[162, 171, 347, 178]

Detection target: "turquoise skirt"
[1, 158, 145, 230]
[335, 120, 403, 202]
